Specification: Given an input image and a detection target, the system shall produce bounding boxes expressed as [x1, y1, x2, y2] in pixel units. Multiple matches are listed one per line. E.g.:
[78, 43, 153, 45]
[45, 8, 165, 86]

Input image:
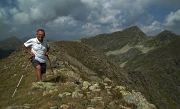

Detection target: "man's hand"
[45, 51, 49, 56]
[22, 44, 35, 56]
[30, 52, 35, 56]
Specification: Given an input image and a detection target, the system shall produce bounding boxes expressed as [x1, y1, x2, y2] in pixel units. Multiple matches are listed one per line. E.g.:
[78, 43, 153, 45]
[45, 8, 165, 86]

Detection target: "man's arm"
[22, 44, 35, 56]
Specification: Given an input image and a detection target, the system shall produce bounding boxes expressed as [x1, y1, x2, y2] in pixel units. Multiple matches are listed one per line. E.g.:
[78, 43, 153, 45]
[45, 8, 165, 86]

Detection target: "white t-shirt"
[24, 37, 49, 63]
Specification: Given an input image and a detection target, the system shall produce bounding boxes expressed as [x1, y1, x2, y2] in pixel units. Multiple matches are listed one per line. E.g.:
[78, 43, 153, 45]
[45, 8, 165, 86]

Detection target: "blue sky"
[0, 0, 180, 41]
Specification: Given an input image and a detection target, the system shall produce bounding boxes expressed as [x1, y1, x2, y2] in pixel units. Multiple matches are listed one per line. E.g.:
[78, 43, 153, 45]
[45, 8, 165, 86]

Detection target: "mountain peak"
[126, 26, 140, 30]
[123, 26, 143, 33]
[155, 30, 178, 41]
[3, 36, 18, 41]
[117, 26, 145, 38]
[121, 26, 147, 39]
[0, 36, 22, 50]
[158, 30, 177, 36]
[10, 36, 18, 38]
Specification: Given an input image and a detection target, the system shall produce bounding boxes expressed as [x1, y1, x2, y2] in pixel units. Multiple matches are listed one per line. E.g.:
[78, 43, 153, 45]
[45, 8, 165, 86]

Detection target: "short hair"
[37, 29, 45, 36]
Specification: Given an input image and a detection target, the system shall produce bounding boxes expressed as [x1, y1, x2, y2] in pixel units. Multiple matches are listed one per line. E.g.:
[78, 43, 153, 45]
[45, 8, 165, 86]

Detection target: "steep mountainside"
[0, 36, 23, 50]
[80, 26, 180, 109]
[0, 36, 23, 59]
[0, 41, 155, 109]
[49, 41, 131, 85]
[125, 37, 180, 109]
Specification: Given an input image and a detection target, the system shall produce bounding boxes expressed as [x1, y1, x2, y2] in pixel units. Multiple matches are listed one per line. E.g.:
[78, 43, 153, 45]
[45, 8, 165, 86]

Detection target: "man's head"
[36, 29, 45, 42]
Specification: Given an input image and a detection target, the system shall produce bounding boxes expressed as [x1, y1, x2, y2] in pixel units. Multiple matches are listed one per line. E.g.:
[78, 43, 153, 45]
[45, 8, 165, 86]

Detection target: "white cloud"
[81, 0, 98, 9]
[46, 16, 77, 29]
[81, 23, 101, 36]
[163, 9, 180, 28]
[99, 0, 150, 27]
[1, 0, 180, 41]
[9, 7, 18, 15]
[3, 0, 156, 26]
[13, 12, 30, 24]
[0, 8, 9, 24]
[12, 0, 82, 24]
[141, 21, 163, 35]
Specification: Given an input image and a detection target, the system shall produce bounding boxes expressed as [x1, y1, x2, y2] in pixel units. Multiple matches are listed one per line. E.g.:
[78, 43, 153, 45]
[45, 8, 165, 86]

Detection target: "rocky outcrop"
[7, 76, 155, 109]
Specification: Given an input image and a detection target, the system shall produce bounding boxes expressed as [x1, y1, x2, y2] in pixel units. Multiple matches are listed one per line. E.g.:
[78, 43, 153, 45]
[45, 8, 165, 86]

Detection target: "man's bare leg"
[36, 65, 42, 82]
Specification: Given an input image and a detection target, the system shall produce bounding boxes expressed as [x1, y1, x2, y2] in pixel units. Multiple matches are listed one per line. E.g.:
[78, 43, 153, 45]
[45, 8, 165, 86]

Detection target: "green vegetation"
[81, 27, 180, 109]
[0, 41, 153, 109]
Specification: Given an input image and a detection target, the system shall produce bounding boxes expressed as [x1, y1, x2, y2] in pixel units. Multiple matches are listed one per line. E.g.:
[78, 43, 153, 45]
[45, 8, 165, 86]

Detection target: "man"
[22, 29, 50, 82]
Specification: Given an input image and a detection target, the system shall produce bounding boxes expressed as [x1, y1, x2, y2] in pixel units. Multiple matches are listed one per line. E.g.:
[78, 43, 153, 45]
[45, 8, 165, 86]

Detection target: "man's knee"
[36, 65, 41, 70]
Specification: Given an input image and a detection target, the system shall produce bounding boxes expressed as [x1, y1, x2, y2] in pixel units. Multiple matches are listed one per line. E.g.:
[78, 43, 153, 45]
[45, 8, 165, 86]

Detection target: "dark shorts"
[30, 56, 46, 74]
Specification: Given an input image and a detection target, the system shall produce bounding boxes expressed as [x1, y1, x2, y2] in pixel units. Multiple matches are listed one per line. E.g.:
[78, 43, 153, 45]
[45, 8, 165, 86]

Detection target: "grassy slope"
[0, 41, 134, 108]
[80, 28, 180, 109]
[125, 37, 180, 109]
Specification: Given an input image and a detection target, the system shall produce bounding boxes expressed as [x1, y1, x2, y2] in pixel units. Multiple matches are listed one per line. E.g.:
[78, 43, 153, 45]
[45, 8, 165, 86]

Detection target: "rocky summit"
[0, 41, 155, 109]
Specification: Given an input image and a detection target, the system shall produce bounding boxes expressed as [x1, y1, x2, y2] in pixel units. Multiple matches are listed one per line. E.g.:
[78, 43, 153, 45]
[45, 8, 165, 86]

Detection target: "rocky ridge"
[80, 26, 180, 109]
[0, 41, 155, 109]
